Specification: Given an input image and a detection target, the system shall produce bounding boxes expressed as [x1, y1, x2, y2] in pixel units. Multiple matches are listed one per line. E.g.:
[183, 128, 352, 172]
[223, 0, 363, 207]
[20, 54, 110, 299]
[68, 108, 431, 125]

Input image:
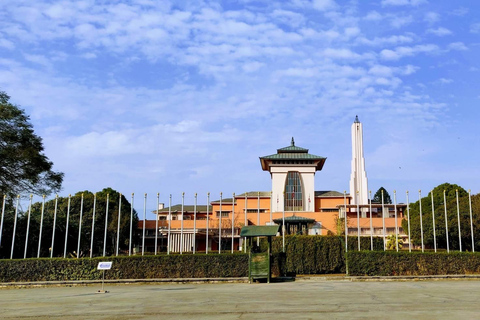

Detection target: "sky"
[1, 0, 480, 214]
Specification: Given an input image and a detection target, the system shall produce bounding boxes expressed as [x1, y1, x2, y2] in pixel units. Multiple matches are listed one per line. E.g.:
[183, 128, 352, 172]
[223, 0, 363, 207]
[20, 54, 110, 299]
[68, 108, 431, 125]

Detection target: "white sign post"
[97, 261, 112, 294]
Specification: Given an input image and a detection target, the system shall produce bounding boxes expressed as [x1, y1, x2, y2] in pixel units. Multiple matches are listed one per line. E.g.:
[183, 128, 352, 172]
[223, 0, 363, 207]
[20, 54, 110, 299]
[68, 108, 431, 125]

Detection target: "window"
[245, 209, 266, 213]
[284, 171, 303, 211]
[216, 211, 230, 217]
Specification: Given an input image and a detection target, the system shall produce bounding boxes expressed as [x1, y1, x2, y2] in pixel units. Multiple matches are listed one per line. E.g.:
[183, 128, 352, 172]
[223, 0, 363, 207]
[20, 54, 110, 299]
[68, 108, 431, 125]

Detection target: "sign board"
[97, 262, 113, 270]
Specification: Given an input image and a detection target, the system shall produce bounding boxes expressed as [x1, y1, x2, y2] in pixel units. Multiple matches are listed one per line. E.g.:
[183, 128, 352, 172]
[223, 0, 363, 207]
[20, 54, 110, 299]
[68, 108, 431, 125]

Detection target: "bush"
[0, 254, 249, 282]
[347, 251, 480, 276]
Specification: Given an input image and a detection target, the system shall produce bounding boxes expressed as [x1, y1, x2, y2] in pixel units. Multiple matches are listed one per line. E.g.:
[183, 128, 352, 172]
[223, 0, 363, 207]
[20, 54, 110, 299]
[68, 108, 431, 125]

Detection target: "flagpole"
[431, 190, 437, 252]
[257, 192, 260, 246]
[244, 193, 247, 253]
[344, 191, 347, 253]
[231, 192, 235, 254]
[64, 194, 71, 258]
[0, 195, 5, 250]
[24, 194, 33, 259]
[103, 193, 109, 257]
[381, 190, 386, 251]
[78, 193, 84, 258]
[193, 193, 197, 254]
[419, 190, 424, 252]
[142, 193, 146, 256]
[90, 193, 96, 258]
[456, 189, 462, 252]
[270, 191, 273, 223]
[394, 190, 398, 252]
[51, 195, 58, 258]
[167, 194, 171, 255]
[356, 191, 360, 251]
[282, 191, 285, 253]
[10, 195, 20, 259]
[129, 193, 133, 256]
[181, 192, 184, 254]
[406, 191, 411, 252]
[155, 193, 159, 255]
[219, 192, 222, 254]
[206, 193, 209, 254]
[444, 190, 449, 253]
[369, 190, 373, 251]
[116, 193, 122, 256]
[469, 190, 474, 252]
[37, 195, 46, 258]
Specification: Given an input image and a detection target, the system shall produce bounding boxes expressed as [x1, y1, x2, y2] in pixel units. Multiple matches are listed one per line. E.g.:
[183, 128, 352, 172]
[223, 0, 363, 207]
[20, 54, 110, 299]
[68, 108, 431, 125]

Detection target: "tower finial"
[354, 115, 360, 123]
[291, 137, 295, 146]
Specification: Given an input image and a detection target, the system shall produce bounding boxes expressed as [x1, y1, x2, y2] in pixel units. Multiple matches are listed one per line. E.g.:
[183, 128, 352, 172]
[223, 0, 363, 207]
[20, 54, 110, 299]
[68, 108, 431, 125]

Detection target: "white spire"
[349, 116, 368, 205]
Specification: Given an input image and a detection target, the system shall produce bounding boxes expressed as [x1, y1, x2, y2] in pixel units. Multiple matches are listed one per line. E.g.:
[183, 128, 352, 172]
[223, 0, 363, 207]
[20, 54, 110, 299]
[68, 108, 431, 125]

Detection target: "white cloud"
[312, 0, 337, 11]
[448, 42, 468, 51]
[438, 78, 453, 84]
[426, 27, 452, 36]
[390, 15, 413, 29]
[382, 0, 428, 6]
[470, 23, 480, 34]
[380, 44, 439, 60]
[424, 12, 440, 24]
[364, 11, 383, 21]
[357, 34, 414, 46]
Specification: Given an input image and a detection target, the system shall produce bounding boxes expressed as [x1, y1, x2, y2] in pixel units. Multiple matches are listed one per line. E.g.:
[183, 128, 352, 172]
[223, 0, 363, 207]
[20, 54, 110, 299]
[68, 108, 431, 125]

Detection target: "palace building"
[138, 117, 406, 253]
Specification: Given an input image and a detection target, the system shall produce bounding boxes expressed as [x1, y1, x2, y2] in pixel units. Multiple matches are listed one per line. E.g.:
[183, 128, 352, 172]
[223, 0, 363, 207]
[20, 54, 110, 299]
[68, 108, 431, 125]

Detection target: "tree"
[372, 187, 392, 204]
[0, 90, 63, 197]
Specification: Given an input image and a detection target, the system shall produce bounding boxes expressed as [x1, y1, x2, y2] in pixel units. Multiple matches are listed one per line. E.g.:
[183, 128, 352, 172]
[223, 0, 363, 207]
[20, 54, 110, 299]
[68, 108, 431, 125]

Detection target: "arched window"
[284, 171, 303, 211]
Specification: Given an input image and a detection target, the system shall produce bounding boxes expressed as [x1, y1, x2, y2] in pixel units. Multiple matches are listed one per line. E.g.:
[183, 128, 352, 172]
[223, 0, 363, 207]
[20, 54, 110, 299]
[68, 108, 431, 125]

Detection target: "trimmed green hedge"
[347, 251, 480, 276]
[0, 254, 249, 282]
[264, 235, 384, 275]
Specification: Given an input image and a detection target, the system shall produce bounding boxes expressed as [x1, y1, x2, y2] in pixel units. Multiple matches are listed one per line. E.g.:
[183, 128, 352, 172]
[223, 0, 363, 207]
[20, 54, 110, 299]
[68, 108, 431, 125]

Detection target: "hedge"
[0, 254, 249, 282]
[347, 251, 480, 276]
[264, 235, 384, 275]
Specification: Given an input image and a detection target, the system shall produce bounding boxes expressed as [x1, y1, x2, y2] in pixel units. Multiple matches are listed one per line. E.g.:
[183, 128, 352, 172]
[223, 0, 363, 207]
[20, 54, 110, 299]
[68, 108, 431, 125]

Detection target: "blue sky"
[1, 0, 479, 212]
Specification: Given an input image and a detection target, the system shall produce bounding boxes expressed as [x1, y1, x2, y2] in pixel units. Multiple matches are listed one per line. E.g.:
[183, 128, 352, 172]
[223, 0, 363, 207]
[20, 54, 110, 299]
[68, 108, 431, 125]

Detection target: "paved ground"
[1, 279, 480, 319]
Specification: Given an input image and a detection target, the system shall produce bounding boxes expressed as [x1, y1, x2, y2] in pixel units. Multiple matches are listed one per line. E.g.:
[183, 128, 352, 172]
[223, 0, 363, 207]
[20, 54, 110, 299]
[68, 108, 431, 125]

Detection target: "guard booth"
[240, 225, 279, 283]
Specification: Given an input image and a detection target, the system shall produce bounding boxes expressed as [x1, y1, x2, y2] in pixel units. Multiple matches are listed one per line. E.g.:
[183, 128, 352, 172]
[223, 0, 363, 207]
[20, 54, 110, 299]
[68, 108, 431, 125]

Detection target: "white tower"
[349, 116, 368, 207]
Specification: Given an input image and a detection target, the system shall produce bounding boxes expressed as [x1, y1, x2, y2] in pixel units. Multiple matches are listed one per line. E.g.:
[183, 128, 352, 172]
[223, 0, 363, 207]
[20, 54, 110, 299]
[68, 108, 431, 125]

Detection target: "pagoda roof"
[259, 137, 326, 171]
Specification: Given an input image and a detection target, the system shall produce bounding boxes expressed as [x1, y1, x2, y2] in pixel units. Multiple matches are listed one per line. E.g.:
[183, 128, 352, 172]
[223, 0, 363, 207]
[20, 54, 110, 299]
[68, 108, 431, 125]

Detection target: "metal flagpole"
[103, 194, 109, 257]
[116, 193, 122, 256]
[456, 190, 462, 252]
[219, 192, 222, 254]
[469, 190, 474, 252]
[206, 193, 209, 254]
[24, 194, 33, 259]
[406, 191, 411, 252]
[142, 193, 146, 256]
[394, 191, 398, 252]
[90, 193, 96, 258]
[419, 190, 424, 252]
[193, 193, 197, 254]
[344, 191, 347, 253]
[257, 192, 260, 246]
[270, 191, 273, 223]
[282, 191, 285, 253]
[11, 195, 20, 259]
[51, 195, 58, 258]
[231, 193, 235, 254]
[37, 195, 46, 258]
[443, 190, 449, 253]
[0, 195, 5, 249]
[181, 192, 184, 254]
[356, 191, 360, 251]
[129, 193, 134, 256]
[381, 190, 386, 251]
[155, 193, 159, 255]
[431, 190, 437, 252]
[369, 190, 373, 251]
[64, 194, 71, 258]
[244, 193, 247, 253]
[167, 194, 171, 255]
[77, 193, 84, 258]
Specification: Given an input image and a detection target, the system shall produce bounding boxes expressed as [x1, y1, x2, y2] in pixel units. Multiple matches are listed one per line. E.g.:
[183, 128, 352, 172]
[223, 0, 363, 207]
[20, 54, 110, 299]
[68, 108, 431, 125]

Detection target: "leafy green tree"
[0, 188, 139, 259]
[372, 187, 392, 204]
[401, 183, 479, 251]
[386, 234, 403, 250]
[0, 90, 63, 197]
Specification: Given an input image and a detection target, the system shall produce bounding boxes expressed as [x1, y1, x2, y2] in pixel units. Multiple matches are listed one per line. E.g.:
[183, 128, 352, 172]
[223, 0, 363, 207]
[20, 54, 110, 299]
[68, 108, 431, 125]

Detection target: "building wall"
[270, 166, 316, 212]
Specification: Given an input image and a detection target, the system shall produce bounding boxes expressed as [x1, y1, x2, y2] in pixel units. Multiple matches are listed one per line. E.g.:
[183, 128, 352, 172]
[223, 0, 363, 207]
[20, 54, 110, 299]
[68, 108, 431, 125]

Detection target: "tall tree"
[372, 187, 392, 204]
[0, 90, 63, 197]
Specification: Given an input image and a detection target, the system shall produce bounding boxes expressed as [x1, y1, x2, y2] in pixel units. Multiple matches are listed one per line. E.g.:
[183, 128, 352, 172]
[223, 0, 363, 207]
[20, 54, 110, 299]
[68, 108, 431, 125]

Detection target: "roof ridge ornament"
[291, 137, 295, 146]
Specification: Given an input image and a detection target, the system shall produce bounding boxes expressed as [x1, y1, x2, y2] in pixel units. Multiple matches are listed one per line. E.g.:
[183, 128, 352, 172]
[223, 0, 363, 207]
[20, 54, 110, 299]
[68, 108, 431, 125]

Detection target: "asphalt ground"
[1, 279, 479, 319]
